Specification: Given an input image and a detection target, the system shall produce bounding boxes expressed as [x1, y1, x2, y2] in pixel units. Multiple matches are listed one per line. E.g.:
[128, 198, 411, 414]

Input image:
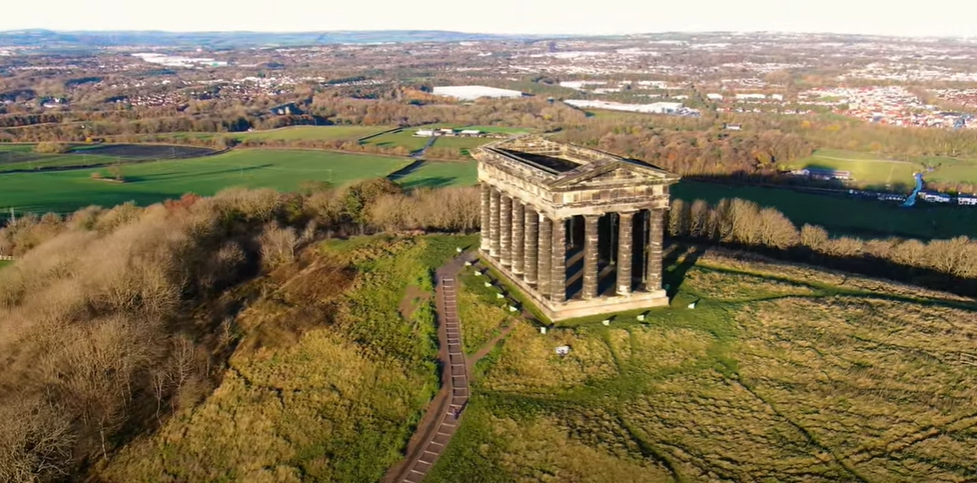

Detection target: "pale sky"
[2, 0, 976, 38]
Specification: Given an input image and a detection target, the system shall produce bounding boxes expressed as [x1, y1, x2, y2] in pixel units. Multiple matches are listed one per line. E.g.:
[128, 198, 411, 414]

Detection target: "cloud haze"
[1, 0, 976, 37]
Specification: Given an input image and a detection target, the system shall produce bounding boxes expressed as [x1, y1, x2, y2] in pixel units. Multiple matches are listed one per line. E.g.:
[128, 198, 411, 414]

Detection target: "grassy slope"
[428, 249, 977, 483]
[100, 234, 474, 482]
[673, 180, 977, 239]
[0, 149, 411, 215]
[397, 161, 477, 190]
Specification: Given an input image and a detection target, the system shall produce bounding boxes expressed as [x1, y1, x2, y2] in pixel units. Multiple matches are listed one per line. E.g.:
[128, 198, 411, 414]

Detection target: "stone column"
[582, 214, 600, 300]
[512, 202, 525, 276]
[551, 217, 567, 303]
[489, 188, 500, 259]
[644, 209, 665, 291]
[500, 195, 513, 267]
[616, 211, 636, 295]
[524, 207, 539, 286]
[480, 183, 491, 252]
[538, 215, 552, 298]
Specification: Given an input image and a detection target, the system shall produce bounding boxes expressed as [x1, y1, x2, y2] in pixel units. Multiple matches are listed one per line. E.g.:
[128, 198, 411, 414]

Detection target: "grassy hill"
[428, 248, 977, 482]
[99, 234, 477, 482]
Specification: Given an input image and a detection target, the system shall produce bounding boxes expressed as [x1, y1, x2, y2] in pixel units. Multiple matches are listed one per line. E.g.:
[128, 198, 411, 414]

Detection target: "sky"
[1, 0, 976, 38]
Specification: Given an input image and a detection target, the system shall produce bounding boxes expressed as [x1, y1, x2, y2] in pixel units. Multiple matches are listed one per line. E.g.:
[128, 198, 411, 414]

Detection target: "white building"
[563, 99, 689, 115]
[706, 93, 724, 100]
[771, 94, 784, 101]
[958, 195, 977, 206]
[415, 130, 435, 137]
[432, 85, 524, 101]
[736, 93, 767, 100]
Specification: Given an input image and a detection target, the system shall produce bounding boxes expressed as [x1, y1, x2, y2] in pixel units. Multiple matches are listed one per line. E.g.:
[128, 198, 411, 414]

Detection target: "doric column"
[582, 215, 600, 300]
[524, 207, 539, 286]
[479, 183, 491, 252]
[512, 201, 525, 276]
[616, 211, 636, 295]
[644, 209, 665, 291]
[538, 215, 552, 298]
[500, 195, 513, 267]
[489, 188, 500, 258]
[551, 217, 567, 303]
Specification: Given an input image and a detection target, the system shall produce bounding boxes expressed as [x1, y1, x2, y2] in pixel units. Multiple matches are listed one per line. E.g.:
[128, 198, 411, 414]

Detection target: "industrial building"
[432, 86, 525, 101]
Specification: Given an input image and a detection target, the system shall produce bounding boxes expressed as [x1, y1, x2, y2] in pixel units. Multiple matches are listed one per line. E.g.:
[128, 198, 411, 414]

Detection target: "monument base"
[479, 250, 669, 322]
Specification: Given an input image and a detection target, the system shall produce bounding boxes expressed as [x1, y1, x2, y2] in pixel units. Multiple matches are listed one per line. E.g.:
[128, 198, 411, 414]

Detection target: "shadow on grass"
[387, 159, 425, 182]
[662, 244, 704, 301]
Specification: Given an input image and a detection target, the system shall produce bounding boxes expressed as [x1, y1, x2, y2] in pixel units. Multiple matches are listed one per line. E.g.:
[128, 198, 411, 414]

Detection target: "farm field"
[673, 180, 977, 239]
[786, 148, 977, 189]
[785, 148, 919, 191]
[129, 125, 394, 144]
[0, 143, 217, 172]
[431, 136, 494, 153]
[360, 127, 432, 152]
[393, 160, 477, 189]
[0, 149, 411, 216]
[364, 125, 531, 153]
[428, 248, 977, 483]
[235, 125, 393, 142]
[920, 156, 977, 186]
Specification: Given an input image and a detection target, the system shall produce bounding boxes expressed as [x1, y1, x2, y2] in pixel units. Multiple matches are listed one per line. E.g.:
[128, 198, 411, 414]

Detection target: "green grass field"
[360, 128, 432, 152]
[428, 249, 977, 482]
[0, 260, 11, 271]
[131, 126, 394, 144]
[394, 160, 477, 190]
[0, 149, 411, 215]
[786, 149, 919, 191]
[673, 180, 977, 239]
[430, 136, 494, 152]
[786, 148, 977, 190]
[364, 125, 530, 153]
[235, 125, 393, 142]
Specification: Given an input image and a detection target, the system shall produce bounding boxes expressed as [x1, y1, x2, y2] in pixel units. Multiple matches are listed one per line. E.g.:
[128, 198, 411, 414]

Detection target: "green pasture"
[0, 260, 11, 271]
[235, 125, 393, 142]
[360, 128, 432, 152]
[786, 149, 919, 190]
[920, 156, 977, 186]
[786, 148, 977, 189]
[0, 150, 121, 172]
[673, 180, 977, 240]
[0, 149, 411, 216]
[394, 160, 477, 190]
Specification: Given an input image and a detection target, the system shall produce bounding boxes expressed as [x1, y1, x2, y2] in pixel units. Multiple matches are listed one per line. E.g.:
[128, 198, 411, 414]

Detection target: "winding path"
[385, 254, 473, 483]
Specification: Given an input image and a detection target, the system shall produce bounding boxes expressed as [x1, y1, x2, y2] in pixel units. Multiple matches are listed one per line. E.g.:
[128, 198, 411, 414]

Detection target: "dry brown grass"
[98, 236, 448, 483]
[431, 251, 977, 483]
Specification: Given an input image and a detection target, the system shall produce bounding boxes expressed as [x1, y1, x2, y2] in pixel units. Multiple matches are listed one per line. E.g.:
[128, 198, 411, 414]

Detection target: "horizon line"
[0, 28, 972, 41]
